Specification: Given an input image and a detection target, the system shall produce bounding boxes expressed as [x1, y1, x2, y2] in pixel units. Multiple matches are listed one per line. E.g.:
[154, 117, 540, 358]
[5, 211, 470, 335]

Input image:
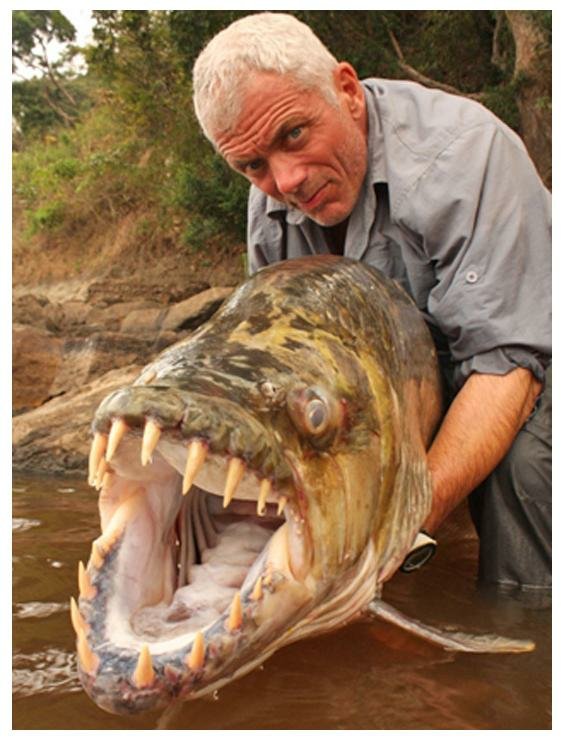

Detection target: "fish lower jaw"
[75, 522, 315, 713]
[74, 430, 317, 712]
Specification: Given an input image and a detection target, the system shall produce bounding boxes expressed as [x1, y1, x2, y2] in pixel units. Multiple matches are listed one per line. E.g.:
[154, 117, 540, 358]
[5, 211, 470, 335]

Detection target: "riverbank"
[12, 218, 246, 475]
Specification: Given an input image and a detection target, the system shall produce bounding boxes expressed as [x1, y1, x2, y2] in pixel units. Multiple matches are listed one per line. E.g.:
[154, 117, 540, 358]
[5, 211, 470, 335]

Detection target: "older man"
[193, 13, 551, 593]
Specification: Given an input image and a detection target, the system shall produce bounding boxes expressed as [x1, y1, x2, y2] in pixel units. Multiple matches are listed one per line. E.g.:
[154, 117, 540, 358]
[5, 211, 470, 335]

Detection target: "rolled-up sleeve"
[405, 122, 551, 387]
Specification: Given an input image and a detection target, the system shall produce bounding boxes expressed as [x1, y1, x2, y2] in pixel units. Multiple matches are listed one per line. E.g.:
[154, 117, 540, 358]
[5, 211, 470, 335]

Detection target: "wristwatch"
[400, 530, 437, 573]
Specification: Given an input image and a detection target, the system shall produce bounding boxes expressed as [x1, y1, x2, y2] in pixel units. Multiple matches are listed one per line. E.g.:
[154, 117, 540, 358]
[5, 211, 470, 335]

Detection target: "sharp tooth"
[223, 458, 245, 508]
[186, 632, 205, 671]
[94, 457, 108, 490]
[182, 440, 207, 495]
[88, 541, 104, 570]
[141, 419, 161, 466]
[133, 644, 155, 688]
[250, 576, 263, 602]
[106, 419, 128, 462]
[277, 496, 287, 516]
[77, 633, 99, 674]
[227, 591, 242, 632]
[70, 596, 88, 636]
[88, 433, 107, 486]
[78, 561, 96, 600]
[99, 491, 142, 547]
[257, 479, 271, 516]
[100, 471, 115, 492]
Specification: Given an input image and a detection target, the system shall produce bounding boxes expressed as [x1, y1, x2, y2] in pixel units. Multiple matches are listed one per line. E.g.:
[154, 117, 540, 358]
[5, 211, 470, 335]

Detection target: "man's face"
[215, 64, 368, 227]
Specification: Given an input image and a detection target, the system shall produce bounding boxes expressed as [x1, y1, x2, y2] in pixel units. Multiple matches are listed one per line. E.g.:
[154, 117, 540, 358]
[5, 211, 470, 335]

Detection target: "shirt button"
[466, 270, 478, 284]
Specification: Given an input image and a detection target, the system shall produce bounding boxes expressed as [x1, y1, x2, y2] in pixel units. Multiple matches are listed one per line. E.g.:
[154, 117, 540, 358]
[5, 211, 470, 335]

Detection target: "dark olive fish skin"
[76, 255, 445, 714]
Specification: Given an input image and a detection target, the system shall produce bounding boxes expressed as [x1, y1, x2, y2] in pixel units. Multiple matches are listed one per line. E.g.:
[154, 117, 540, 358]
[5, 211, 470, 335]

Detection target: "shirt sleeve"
[404, 121, 551, 388]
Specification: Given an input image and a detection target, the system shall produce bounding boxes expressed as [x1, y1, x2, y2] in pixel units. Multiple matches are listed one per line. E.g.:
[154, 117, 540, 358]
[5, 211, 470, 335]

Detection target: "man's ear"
[332, 62, 365, 121]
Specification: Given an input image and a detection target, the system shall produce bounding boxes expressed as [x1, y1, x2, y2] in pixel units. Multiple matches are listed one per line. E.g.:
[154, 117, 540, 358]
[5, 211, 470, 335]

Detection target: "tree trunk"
[505, 11, 551, 189]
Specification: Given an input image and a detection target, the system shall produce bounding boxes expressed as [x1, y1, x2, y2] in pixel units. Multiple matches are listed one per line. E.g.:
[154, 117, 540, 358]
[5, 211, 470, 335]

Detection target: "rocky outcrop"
[12, 281, 235, 475]
[12, 365, 141, 476]
[161, 287, 234, 332]
[12, 324, 63, 415]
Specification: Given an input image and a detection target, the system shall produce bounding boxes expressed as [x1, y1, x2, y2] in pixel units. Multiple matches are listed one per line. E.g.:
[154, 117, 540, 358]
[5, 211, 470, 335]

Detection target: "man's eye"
[288, 127, 302, 140]
[245, 159, 264, 173]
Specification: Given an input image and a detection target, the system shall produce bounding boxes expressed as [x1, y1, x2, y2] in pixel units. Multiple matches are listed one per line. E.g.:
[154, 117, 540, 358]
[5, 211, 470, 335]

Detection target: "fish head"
[74, 256, 440, 714]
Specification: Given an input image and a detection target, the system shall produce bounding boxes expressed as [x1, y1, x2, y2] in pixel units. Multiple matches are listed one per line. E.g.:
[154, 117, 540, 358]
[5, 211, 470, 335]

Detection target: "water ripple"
[15, 602, 69, 619]
[12, 648, 82, 697]
[13, 517, 42, 533]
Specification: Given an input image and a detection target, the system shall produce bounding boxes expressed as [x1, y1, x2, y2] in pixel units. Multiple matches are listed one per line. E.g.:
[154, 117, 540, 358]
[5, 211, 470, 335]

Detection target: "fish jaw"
[75, 387, 379, 715]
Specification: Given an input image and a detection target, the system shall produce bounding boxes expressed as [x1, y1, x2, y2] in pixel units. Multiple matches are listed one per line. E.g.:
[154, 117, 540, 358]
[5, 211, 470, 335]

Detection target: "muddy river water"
[12, 474, 551, 730]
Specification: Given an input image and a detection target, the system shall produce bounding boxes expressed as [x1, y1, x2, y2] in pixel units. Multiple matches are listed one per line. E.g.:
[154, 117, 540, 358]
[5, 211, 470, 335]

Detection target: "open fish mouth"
[73, 384, 324, 715]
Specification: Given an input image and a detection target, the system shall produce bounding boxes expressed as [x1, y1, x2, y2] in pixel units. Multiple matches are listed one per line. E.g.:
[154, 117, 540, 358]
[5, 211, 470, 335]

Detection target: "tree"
[505, 11, 551, 188]
[12, 10, 79, 127]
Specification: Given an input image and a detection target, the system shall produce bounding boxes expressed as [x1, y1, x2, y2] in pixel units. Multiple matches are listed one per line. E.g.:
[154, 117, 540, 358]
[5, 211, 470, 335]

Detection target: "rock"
[12, 324, 63, 415]
[86, 279, 211, 307]
[13, 294, 65, 333]
[12, 365, 142, 476]
[60, 300, 92, 328]
[11, 281, 234, 474]
[49, 331, 173, 397]
[161, 287, 233, 332]
[98, 301, 162, 331]
[120, 306, 168, 334]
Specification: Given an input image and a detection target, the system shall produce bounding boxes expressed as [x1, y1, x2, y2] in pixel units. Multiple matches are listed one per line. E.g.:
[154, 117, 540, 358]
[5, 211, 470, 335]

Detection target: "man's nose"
[269, 154, 306, 196]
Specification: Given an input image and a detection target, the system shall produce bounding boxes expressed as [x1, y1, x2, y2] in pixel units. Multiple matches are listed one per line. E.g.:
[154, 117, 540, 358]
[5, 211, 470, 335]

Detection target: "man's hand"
[424, 367, 542, 534]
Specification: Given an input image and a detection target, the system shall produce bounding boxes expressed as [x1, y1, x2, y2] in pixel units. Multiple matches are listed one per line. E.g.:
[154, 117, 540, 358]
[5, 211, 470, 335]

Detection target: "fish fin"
[367, 599, 535, 654]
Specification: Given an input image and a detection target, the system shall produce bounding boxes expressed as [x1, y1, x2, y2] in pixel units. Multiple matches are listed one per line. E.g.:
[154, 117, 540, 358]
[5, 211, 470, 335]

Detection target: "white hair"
[192, 12, 339, 144]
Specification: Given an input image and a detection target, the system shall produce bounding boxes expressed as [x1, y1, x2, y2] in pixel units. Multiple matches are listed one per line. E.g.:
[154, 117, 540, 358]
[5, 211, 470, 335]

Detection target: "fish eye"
[306, 398, 328, 434]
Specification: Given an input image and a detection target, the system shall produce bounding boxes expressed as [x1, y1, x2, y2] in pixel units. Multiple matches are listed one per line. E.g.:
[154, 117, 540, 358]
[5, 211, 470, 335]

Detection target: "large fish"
[72, 256, 533, 715]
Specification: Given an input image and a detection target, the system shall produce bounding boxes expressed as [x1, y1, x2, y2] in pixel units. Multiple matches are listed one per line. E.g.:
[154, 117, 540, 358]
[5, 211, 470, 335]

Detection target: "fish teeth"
[78, 561, 96, 600]
[100, 471, 115, 492]
[227, 591, 243, 632]
[69, 596, 88, 636]
[250, 576, 263, 601]
[186, 631, 205, 671]
[223, 458, 245, 508]
[93, 457, 108, 490]
[257, 479, 271, 516]
[106, 419, 128, 462]
[277, 496, 287, 516]
[141, 419, 161, 466]
[77, 633, 99, 674]
[182, 440, 207, 495]
[88, 432, 107, 487]
[88, 541, 104, 570]
[133, 644, 155, 688]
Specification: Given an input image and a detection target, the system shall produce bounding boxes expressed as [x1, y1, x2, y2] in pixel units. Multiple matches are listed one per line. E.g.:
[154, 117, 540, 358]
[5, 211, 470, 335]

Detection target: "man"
[193, 13, 551, 593]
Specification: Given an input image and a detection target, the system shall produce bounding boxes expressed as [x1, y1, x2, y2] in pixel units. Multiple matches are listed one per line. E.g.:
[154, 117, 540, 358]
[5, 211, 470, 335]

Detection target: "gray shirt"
[247, 78, 551, 389]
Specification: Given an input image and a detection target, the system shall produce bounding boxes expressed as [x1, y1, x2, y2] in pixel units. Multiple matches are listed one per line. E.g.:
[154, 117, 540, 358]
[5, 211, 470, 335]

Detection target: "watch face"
[400, 543, 437, 573]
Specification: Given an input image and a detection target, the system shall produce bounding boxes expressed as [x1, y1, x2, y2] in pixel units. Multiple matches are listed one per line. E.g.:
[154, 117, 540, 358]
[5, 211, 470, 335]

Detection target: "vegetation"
[12, 10, 551, 283]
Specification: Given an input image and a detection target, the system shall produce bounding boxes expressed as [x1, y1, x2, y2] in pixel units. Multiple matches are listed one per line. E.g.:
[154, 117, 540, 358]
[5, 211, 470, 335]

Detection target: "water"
[12, 474, 551, 730]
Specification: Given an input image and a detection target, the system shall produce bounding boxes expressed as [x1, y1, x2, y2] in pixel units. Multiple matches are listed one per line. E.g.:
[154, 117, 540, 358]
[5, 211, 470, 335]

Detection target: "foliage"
[12, 10, 84, 129]
[173, 146, 249, 250]
[12, 10, 76, 66]
[13, 9, 551, 261]
[12, 75, 94, 138]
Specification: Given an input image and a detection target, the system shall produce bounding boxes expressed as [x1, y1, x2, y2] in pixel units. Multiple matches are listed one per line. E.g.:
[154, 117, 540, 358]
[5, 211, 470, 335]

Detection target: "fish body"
[74, 255, 531, 716]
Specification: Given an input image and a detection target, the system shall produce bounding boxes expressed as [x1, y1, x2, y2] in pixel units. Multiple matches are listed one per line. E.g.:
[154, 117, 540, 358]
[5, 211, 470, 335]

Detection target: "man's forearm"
[423, 367, 542, 533]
